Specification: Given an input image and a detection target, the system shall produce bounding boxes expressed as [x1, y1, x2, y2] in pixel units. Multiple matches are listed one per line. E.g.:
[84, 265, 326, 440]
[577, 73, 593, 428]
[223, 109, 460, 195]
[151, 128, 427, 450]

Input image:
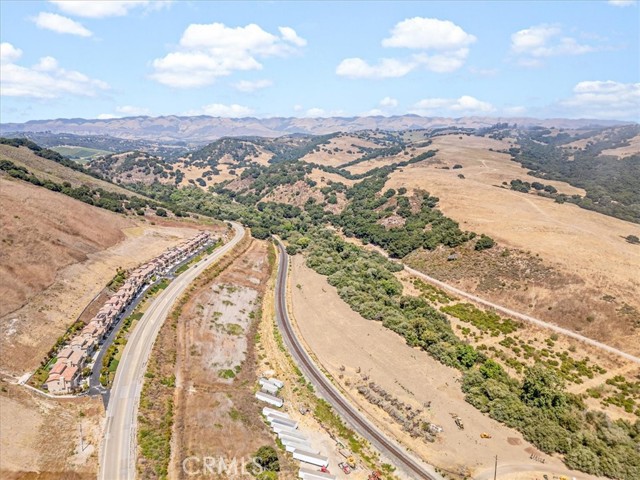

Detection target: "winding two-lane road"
[99, 222, 244, 480]
[274, 239, 442, 480]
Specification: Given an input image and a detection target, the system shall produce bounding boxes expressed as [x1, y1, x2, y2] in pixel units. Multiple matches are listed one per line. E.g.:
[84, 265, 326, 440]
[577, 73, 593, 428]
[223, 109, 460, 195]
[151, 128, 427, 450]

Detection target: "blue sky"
[0, 0, 638, 123]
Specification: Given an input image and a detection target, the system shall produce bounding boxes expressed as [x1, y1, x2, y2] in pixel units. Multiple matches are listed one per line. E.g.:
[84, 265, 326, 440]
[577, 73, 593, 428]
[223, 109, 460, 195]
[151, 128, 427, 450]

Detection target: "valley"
[1, 120, 639, 480]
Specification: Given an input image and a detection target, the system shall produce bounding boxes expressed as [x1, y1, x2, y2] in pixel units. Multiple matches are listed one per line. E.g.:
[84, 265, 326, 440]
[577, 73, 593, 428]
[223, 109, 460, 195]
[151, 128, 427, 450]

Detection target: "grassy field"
[50, 146, 112, 162]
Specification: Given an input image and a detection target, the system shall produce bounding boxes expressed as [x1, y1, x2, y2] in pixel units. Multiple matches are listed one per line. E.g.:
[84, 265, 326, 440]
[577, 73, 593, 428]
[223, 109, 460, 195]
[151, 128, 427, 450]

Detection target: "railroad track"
[273, 240, 441, 480]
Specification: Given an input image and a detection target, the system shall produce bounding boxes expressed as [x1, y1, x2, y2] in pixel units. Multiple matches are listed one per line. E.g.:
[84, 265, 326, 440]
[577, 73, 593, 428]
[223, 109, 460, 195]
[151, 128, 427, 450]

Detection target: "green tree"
[625, 234, 639, 245]
[254, 445, 279, 472]
[474, 234, 495, 251]
[521, 365, 567, 410]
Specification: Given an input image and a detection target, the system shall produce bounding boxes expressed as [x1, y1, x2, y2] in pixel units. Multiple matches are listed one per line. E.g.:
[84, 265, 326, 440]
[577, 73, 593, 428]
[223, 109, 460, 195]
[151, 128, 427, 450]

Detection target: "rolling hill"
[0, 114, 629, 143]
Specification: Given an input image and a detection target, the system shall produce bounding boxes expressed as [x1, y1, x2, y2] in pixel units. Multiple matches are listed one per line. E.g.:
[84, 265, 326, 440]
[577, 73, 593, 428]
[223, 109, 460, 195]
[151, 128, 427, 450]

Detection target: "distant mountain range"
[0, 114, 631, 143]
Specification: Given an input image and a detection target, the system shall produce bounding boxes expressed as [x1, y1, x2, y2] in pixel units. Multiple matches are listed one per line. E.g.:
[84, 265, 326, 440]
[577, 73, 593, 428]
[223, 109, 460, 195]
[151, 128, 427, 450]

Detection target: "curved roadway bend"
[403, 266, 640, 365]
[274, 240, 443, 480]
[99, 222, 245, 480]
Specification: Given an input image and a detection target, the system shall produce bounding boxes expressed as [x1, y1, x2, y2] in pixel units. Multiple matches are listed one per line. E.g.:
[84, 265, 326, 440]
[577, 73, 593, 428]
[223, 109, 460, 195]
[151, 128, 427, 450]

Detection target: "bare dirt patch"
[307, 168, 356, 187]
[0, 381, 103, 479]
[172, 240, 277, 479]
[301, 134, 381, 168]
[288, 255, 602, 479]
[0, 177, 133, 318]
[0, 183, 221, 376]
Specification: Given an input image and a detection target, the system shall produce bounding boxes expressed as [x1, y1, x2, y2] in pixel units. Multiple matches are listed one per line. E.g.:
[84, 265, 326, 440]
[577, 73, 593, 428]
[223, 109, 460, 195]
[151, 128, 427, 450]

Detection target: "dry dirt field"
[0, 381, 103, 479]
[600, 134, 640, 158]
[386, 134, 640, 354]
[0, 177, 133, 319]
[0, 176, 224, 376]
[345, 145, 435, 176]
[171, 240, 278, 479]
[288, 255, 603, 480]
[301, 134, 382, 168]
[307, 168, 356, 187]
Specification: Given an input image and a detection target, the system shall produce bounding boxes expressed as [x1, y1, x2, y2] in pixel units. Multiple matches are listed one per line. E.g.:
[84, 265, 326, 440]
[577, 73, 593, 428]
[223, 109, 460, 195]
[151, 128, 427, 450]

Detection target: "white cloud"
[183, 103, 254, 117]
[116, 105, 151, 116]
[608, 0, 636, 6]
[380, 96, 398, 108]
[411, 95, 495, 116]
[32, 12, 92, 37]
[150, 23, 306, 88]
[382, 17, 476, 50]
[49, 1, 171, 18]
[559, 80, 640, 120]
[336, 57, 417, 79]
[413, 48, 470, 73]
[278, 26, 307, 47]
[0, 42, 109, 98]
[363, 96, 399, 116]
[293, 104, 304, 112]
[337, 17, 475, 78]
[1, 42, 23, 64]
[97, 106, 151, 119]
[511, 24, 596, 66]
[233, 79, 273, 92]
[304, 107, 346, 118]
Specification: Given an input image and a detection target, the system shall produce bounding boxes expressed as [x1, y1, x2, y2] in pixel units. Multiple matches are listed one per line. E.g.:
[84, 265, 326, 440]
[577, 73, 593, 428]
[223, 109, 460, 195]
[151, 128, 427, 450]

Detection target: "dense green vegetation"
[302, 229, 640, 479]
[336, 171, 477, 257]
[511, 126, 640, 223]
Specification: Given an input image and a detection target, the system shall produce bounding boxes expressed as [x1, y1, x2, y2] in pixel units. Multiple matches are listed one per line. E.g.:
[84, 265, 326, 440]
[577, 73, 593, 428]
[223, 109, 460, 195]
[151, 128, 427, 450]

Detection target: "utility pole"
[493, 454, 498, 480]
[79, 422, 85, 452]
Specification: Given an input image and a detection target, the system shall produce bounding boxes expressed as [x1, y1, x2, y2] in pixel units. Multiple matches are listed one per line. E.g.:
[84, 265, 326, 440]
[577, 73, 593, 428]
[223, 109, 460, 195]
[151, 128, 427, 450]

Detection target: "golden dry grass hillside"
[385, 134, 640, 354]
[0, 144, 140, 196]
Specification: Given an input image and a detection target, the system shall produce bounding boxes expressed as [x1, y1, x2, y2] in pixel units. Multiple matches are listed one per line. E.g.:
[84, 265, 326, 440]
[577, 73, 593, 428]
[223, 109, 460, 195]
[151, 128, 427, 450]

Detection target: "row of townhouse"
[44, 231, 214, 394]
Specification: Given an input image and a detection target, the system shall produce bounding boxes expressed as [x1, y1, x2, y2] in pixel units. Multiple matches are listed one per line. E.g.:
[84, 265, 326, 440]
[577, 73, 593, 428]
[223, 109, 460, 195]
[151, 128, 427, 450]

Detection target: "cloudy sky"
[0, 0, 638, 122]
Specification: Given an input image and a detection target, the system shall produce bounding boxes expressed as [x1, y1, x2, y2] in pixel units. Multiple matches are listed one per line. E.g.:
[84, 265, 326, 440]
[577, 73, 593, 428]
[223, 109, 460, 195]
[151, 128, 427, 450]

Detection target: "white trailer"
[278, 432, 309, 445]
[269, 377, 285, 389]
[262, 407, 289, 418]
[286, 443, 319, 454]
[259, 377, 281, 390]
[272, 425, 307, 440]
[255, 391, 283, 408]
[261, 382, 280, 395]
[266, 411, 293, 423]
[292, 450, 329, 468]
[298, 467, 336, 480]
[279, 437, 312, 450]
[274, 429, 307, 440]
[269, 416, 298, 429]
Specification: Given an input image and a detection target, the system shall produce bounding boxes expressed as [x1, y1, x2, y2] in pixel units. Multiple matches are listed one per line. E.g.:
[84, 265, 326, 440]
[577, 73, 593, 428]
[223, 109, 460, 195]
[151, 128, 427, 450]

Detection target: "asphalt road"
[273, 239, 443, 480]
[98, 222, 244, 480]
[88, 243, 219, 402]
